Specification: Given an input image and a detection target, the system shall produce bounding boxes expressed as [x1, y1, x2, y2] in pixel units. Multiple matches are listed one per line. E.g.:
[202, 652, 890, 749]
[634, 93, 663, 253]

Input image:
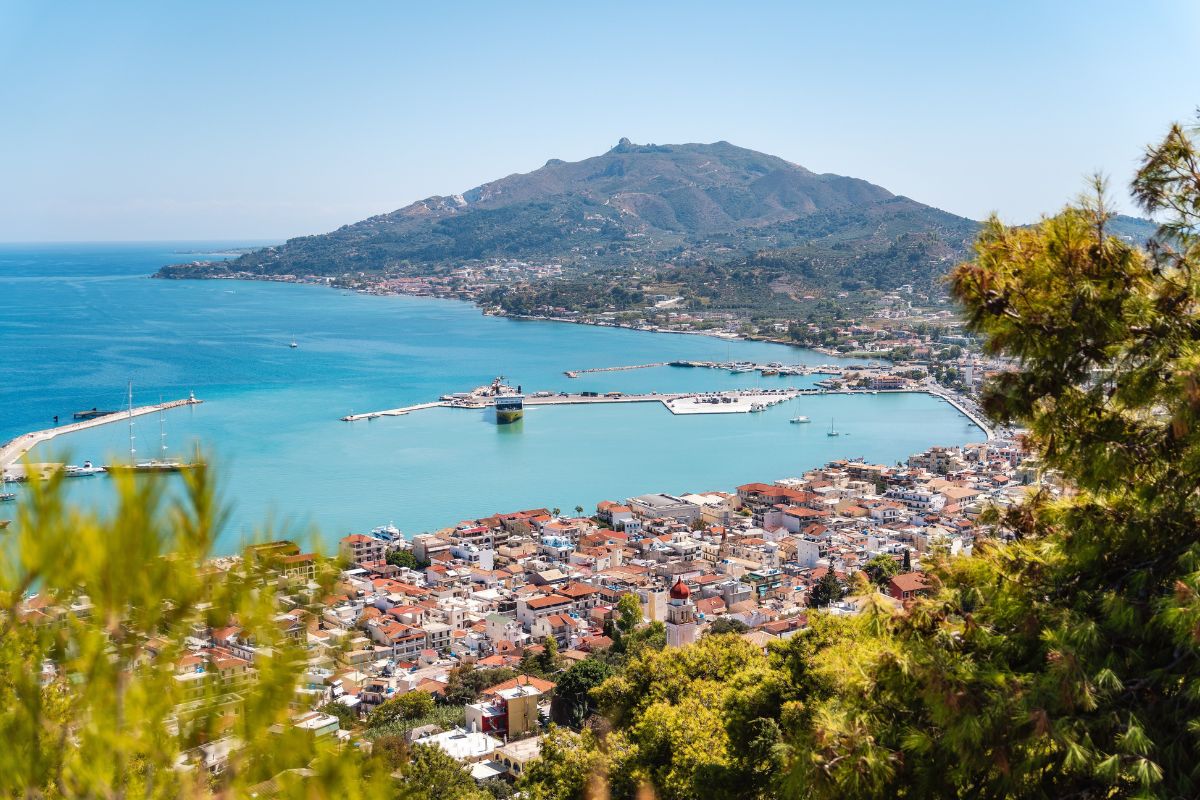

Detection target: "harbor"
[0, 395, 204, 478]
[339, 378, 993, 435]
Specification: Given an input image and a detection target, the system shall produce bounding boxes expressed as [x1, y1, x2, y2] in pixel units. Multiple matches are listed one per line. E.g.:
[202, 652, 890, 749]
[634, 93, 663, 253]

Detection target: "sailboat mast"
[159, 396, 167, 459]
[127, 382, 136, 462]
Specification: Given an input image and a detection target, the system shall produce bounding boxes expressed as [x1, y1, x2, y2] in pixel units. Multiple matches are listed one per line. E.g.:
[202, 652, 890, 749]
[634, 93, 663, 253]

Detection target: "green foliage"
[785, 117, 1200, 799]
[442, 664, 518, 706]
[806, 570, 844, 608]
[550, 658, 614, 727]
[616, 593, 642, 635]
[368, 690, 434, 728]
[862, 553, 902, 587]
[364, 702, 465, 741]
[0, 464, 393, 799]
[539, 635, 560, 674]
[705, 617, 750, 635]
[385, 549, 420, 570]
[319, 700, 357, 730]
[400, 743, 489, 800]
[517, 727, 608, 800]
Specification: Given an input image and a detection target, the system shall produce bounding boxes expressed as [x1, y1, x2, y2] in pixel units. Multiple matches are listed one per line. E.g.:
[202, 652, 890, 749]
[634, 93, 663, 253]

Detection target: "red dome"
[669, 577, 690, 600]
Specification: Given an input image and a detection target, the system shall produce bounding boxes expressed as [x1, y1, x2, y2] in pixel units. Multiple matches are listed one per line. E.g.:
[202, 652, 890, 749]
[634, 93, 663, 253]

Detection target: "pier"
[339, 384, 995, 437]
[564, 362, 667, 378]
[0, 396, 204, 476]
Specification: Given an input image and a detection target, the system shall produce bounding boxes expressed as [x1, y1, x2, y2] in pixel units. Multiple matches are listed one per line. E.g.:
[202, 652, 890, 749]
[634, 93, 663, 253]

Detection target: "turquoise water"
[0, 243, 984, 551]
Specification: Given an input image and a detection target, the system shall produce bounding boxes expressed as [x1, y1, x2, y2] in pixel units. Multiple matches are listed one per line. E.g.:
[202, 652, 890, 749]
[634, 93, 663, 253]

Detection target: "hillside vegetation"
[157, 139, 980, 293]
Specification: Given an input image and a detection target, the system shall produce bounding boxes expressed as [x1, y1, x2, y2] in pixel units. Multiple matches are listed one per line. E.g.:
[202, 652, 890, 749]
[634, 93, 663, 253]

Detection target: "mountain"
[158, 139, 980, 287]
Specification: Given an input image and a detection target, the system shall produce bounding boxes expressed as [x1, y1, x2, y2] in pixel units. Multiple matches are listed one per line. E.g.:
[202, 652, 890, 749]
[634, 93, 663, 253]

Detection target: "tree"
[901, 548, 911, 573]
[806, 570, 843, 608]
[319, 700, 356, 730]
[789, 118, 1200, 799]
[518, 727, 609, 800]
[861, 553, 901, 588]
[386, 548, 419, 570]
[443, 664, 518, 706]
[550, 658, 614, 727]
[0, 465, 393, 799]
[368, 690, 434, 728]
[616, 593, 642, 634]
[574, 505, 584, 515]
[401, 743, 488, 800]
[538, 635, 560, 674]
[705, 617, 750, 636]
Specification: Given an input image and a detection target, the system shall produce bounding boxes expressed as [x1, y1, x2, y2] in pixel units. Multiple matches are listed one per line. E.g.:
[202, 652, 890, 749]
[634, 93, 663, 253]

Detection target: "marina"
[0, 395, 204, 478]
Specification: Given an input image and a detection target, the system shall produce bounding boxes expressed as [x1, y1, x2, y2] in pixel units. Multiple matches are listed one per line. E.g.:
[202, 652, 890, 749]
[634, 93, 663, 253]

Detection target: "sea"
[0, 242, 986, 553]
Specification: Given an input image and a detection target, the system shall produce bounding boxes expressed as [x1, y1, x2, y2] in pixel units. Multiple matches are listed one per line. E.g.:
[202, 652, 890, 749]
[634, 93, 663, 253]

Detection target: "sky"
[0, 1, 1196, 241]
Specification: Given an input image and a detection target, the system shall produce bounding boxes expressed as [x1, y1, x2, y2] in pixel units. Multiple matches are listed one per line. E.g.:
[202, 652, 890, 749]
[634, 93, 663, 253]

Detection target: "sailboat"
[289, 336, 298, 349]
[826, 418, 840, 437]
[106, 384, 195, 473]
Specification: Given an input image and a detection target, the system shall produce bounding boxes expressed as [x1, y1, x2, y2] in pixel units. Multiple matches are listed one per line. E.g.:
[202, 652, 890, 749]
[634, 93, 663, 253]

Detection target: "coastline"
[0, 396, 203, 476]
[153, 269, 865, 361]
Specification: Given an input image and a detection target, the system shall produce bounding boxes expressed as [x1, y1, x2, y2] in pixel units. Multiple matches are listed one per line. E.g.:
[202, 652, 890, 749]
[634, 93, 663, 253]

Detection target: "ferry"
[495, 394, 525, 425]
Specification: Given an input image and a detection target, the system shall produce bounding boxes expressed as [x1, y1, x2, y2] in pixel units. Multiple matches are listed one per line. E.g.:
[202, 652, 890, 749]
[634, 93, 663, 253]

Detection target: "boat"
[73, 408, 118, 420]
[106, 385, 196, 473]
[827, 418, 840, 437]
[63, 460, 106, 477]
[494, 394, 525, 425]
[289, 337, 298, 349]
[790, 415, 811, 424]
[0, 473, 14, 502]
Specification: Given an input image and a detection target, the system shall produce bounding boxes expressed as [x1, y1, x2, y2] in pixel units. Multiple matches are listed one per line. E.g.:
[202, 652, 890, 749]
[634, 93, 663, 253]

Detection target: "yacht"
[789, 415, 811, 424]
[63, 461, 106, 477]
[106, 384, 198, 474]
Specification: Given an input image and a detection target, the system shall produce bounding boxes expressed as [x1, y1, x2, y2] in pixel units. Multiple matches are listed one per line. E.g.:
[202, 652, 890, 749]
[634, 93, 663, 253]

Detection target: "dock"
[341, 401, 449, 422]
[564, 362, 668, 378]
[0, 396, 204, 475]
[342, 390, 803, 420]
[339, 384, 995, 437]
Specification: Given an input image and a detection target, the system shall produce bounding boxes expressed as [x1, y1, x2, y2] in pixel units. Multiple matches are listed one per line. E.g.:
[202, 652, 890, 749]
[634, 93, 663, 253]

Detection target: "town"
[15, 431, 1041, 791]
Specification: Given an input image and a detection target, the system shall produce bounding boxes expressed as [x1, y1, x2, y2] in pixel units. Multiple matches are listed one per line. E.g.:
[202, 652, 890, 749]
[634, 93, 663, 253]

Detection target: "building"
[340, 534, 386, 567]
[888, 572, 932, 602]
[665, 577, 697, 648]
[628, 493, 701, 523]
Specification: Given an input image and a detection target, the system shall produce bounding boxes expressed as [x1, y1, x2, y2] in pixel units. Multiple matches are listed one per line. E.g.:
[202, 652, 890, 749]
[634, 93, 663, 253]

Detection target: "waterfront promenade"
[0, 396, 203, 476]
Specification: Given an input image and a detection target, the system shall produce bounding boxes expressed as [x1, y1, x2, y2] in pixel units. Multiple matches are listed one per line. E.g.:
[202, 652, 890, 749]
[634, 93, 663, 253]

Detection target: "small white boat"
[790, 415, 811, 424]
[63, 460, 106, 477]
[827, 418, 840, 437]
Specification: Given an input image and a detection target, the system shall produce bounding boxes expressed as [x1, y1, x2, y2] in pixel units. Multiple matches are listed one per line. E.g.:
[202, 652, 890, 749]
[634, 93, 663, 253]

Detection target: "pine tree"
[788, 116, 1200, 800]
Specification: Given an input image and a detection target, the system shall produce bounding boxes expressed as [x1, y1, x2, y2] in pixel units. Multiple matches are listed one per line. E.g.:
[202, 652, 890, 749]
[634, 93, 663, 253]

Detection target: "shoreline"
[154, 270, 876, 362]
[0, 397, 203, 476]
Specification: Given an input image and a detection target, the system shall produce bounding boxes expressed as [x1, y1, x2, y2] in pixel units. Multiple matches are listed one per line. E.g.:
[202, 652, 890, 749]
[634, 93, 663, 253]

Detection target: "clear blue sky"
[1, 1, 1196, 241]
